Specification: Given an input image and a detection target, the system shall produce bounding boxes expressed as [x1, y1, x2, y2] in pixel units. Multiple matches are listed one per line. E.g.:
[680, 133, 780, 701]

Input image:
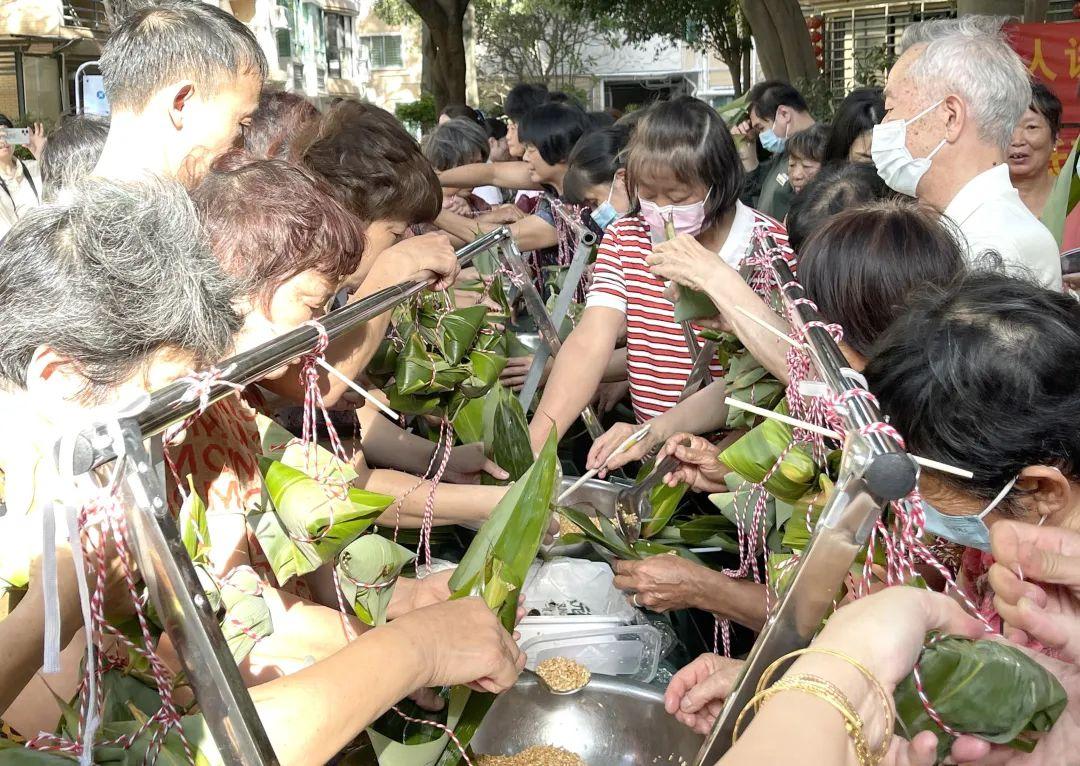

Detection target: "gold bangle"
[734, 674, 883, 766]
[756, 648, 894, 764]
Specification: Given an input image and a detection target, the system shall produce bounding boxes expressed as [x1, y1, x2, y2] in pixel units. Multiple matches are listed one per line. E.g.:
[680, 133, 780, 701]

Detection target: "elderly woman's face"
[1008, 107, 1055, 180]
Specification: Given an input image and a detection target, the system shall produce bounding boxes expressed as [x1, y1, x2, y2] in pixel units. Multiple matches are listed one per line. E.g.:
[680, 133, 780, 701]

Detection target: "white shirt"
[473, 184, 503, 206]
[0, 158, 42, 240]
[942, 164, 1062, 290]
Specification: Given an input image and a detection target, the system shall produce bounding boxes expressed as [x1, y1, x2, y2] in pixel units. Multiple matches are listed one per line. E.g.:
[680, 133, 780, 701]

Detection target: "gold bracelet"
[734, 674, 883, 766]
[756, 648, 894, 764]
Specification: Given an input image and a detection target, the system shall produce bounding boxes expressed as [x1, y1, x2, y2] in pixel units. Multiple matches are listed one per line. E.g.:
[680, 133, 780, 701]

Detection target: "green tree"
[474, 0, 618, 105]
[560, 0, 753, 95]
[375, 0, 472, 111]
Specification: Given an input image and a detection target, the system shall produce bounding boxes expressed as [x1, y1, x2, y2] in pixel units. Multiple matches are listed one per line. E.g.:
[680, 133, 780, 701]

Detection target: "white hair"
[900, 16, 1030, 153]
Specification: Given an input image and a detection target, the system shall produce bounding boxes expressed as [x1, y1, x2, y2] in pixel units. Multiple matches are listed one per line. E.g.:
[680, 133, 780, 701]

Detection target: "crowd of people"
[1, 3, 1079, 765]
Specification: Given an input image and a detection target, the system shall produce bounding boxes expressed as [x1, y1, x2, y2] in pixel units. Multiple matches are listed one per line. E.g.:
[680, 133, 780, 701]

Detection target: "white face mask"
[871, 99, 947, 197]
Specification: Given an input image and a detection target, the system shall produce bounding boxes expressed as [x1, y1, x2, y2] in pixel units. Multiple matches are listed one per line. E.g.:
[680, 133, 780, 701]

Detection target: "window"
[361, 34, 403, 69]
[325, 13, 353, 79]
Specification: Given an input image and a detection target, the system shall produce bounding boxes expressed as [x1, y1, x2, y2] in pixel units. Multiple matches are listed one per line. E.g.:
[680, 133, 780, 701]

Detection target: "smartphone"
[2, 128, 29, 145]
[1062, 248, 1080, 277]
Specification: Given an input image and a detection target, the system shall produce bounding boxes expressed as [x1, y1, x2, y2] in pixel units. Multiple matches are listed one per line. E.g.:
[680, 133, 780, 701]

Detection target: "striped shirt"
[586, 201, 792, 422]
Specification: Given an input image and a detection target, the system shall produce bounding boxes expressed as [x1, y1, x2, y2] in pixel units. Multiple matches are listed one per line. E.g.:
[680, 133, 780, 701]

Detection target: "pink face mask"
[639, 190, 711, 239]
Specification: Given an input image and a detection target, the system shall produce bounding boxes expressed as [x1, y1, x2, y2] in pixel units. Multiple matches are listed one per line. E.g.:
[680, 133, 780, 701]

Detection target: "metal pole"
[693, 245, 917, 765]
[517, 227, 598, 408]
[73, 227, 512, 472]
[112, 422, 280, 764]
[499, 239, 606, 439]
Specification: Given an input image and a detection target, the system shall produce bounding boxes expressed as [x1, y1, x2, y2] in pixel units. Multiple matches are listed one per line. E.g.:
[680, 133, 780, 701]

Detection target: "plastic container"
[520, 624, 663, 683]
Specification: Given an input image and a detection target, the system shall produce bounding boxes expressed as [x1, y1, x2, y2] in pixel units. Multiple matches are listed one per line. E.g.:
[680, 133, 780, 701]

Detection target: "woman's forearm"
[649, 381, 729, 441]
[363, 469, 507, 527]
[435, 210, 558, 253]
[694, 575, 767, 633]
[249, 622, 426, 766]
[601, 347, 628, 383]
[438, 161, 537, 192]
[0, 591, 79, 712]
[355, 407, 440, 474]
[530, 311, 622, 450]
[702, 273, 791, 383]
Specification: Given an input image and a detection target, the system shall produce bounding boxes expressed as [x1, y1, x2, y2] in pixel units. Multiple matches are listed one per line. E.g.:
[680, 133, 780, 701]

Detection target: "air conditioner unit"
[270, 6, 290, 30]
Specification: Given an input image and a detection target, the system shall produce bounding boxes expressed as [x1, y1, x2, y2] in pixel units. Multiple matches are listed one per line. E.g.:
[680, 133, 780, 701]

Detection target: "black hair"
[40, 114, 111, 199]
[440, 104, 483, 125]
[786, 162, 894, 252]
[100, 0, 267, 111]
[625, 96, 742, 228]
[825, 86, 884, 162]
[504, 83, 549, 122]
[787, 123, 830, 163]
[1029, 80, 1062, 140]
[548, 91, 581, 108]
[484, 116, 508, 141]
[587, 110, 616, 129]
[562, 125, 631, 205]
[0, 114, 12, 129]
[747, 80, 809, 121]
[800, 199, 966, 356]
[865, 273, 1080, 511]
[422, 117, 490, 171]
[517, 101, 591, 166]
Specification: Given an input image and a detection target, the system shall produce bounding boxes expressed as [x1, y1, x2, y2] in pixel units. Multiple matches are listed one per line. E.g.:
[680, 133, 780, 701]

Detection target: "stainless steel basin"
[472, 674, 703, 764]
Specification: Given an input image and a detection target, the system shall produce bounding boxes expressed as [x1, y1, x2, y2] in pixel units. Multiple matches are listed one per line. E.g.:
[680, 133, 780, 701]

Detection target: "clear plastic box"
[519, 624, 663, 683]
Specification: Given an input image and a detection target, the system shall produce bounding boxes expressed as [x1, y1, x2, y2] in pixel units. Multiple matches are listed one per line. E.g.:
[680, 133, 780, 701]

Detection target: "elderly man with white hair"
[875, 16, 1062, 290]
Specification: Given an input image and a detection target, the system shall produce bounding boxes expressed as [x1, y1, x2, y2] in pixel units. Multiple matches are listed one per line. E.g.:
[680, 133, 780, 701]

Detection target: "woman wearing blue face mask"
[562, 125, 633, 235]
[865, 272, 1080, 633]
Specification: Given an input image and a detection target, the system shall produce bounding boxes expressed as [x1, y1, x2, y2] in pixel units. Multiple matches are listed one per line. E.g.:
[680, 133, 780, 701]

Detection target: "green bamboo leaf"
[367, 339, 400, 379]
[385, 388, 442, 416]
[218, 566, 273, 663]
[1041, 133, 1080, 248]
[642, 479, 689, 539]
[250, 457, 393, 583]
[459, 349, 507, 400]
[481, 383, 533, 482]
[256, 414, 359, 486]
[178, 477, 210, 564]
[396, 334, 439, 396]
[451, 395, 486, 444]
[421, 305, 489, 365]
[336, 535, 415, 626]
[894, 635, 1067, 760]
[673, 287, 719, 323]
[719, 399, 820, 503]
[95, 714, 221, 765]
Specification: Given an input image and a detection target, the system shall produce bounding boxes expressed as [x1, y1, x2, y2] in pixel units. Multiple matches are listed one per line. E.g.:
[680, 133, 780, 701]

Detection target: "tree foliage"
[561, 0, 752, 95]
[474, 0, 618, 105]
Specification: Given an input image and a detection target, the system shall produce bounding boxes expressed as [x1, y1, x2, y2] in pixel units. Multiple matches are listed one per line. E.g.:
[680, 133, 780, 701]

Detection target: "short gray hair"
[422, 117, 491, 171]
[40, 114, 110, 201]
[0, 175, 241, 400]
[900, 16, 1030, 152]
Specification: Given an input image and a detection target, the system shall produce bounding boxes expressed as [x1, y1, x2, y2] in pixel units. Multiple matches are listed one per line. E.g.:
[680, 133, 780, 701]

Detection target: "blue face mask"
[758, 116, 789, 154]
[921, 476, 1018, 552]
[590, 182, 620, 231]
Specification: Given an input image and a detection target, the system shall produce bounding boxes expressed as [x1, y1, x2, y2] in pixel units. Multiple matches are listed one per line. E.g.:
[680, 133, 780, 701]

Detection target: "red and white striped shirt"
[586, 201, 792, 422]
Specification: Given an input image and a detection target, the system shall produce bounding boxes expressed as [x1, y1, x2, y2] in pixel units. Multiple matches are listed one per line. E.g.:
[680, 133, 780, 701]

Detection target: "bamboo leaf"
[218, 566, 273, 663]
[719, 399, 820, 503]
[458, 349, 507, 400]
[481, 383, 532, 482]
[250, 458, 393, 583]
[894, 635, 1067, 759]
[421, 305, 489, 365]
[178, 477, 210, 564]
[1042, 133, 1080, 248]
[336, 535, 415, 626]
[451, 395, 486, 445]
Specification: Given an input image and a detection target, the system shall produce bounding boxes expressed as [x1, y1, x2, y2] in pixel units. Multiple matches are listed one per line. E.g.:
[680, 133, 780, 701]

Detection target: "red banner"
[1006, 21, 1080, 173]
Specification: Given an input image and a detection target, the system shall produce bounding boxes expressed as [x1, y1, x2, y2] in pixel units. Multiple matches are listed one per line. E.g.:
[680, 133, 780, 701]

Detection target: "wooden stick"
[558, 424, 652, 503]
[315, 358, 399, 420]
[722, 397, 974, 480]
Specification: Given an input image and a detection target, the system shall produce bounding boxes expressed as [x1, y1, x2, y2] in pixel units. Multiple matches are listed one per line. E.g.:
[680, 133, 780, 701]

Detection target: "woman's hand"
[388, 597, 525, 694]
[478, 204, 526, 224]
[499, 355, 549, 392]
[595, 380, 630, 415]
[647, 235, 722, 293]
[989, 520, 1080, 661]
[27, 122, 47, 160]
[664, 653, 745, 734]
[586, 421, 661, 477]
[612, 556, 708, 613]
[443, 195, 472, 217]
[445, 442, 510, 484]
[378, 232, 461, 291]
[657, 433, 727, 493]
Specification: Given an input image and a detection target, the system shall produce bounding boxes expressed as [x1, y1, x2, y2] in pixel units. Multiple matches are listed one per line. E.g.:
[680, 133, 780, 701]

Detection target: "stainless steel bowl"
[472, 674, 703, 764]
[546, 476, 628, 558]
